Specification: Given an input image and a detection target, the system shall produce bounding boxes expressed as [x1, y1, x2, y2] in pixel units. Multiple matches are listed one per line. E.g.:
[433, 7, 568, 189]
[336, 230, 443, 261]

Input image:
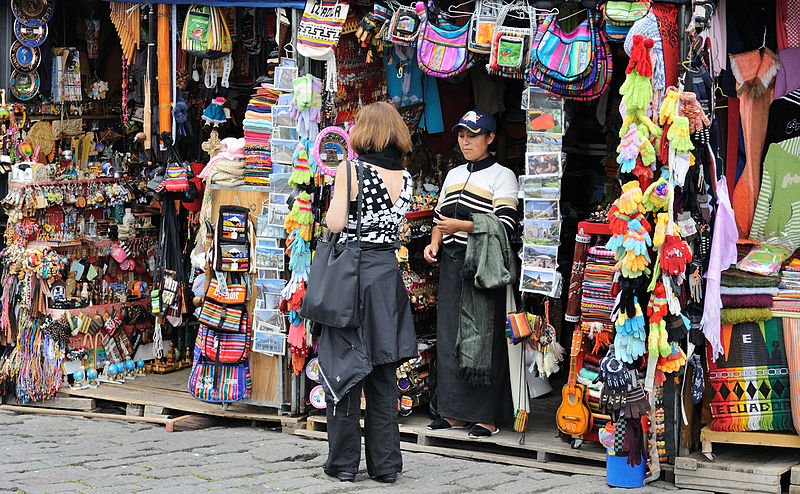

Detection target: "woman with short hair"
[318, 102, 416, 484]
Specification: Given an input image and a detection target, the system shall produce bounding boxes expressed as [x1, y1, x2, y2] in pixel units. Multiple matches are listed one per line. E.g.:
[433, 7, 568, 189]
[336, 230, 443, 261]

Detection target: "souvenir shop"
[1, 0, 800, 489]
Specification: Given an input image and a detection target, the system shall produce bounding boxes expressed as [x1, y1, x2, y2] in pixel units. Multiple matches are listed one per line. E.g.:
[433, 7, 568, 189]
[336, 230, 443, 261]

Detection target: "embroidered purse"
[603, 0, 650, 42]
[506, 312, 533, 344]
[198, 299, 246, 333]
[467, 0, 499, 55]
[532, 12, 595, 83]
[205, 277, 247, 305]
[486, 4, 533, 79]
[189, 344, 252, 403]
[529, 12, 612, 101]
[296, 0, 349, 60]
[388, 5, 421, 46]
[197, 323, 250, 365]
[181, 5, 232, 59]
[415, 1, 471, 78]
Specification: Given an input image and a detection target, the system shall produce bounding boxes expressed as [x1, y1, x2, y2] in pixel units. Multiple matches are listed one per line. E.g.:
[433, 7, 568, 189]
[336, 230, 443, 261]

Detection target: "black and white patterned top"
[340, 161, 412, 244]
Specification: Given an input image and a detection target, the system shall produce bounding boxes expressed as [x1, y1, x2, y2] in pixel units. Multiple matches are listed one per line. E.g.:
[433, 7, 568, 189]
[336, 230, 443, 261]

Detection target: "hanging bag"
[197, 320, 250, 364]
[529, 12, 612, 101]
[531, 11, 595, 83]
[209, 205, 254, 273]
[415, 1, 471, 78]
[181, 5, 233, 59]
[388, 5, 422, 46]
[487, 3, 534, 79]
[468, 0, 500, 55]
[603, 0, 650, 42]
[296, 0, 349, 90]
[299, 159, 363, 329]
[188, 342, 252, 403]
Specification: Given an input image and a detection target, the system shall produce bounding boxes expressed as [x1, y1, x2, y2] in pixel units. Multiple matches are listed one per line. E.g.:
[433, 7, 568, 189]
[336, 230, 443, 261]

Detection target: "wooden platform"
[701, 426, 800, 457]
[302, 413, 609, 476]
[58, 368, 305, 431]
[675, 445, 800, 494]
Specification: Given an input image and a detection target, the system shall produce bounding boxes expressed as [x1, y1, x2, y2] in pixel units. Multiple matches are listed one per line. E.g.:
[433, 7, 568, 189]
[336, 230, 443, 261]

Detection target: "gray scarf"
[457, 214, 513, 386]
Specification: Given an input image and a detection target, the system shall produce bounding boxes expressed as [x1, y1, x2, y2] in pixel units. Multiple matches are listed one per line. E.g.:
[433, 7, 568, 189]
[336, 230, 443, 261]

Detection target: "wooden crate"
[675, 446, 800, 494]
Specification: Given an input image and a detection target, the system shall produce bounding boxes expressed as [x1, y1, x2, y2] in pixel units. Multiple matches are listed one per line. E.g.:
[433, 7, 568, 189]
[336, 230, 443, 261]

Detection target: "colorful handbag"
[603, 0, 650, 42]
[164, 163, 189, 192]
[415, 1, 471, 78]
[198, 299, 246, 333]
[189, 346, 252, 403]
[209, 205, 253, 272]
[296, 0, 349, 61]
[181, 5, 233, 59]
[486, 4, 534, 79]
[387, 5, 421, 46]
[532, 11, 595, 83]
[197, 323, 250, 365]
[529, 12, 612, 101]
[467, 0, 499, 55]
[205, 276, 247, 305]
[506, 312, 533, 344]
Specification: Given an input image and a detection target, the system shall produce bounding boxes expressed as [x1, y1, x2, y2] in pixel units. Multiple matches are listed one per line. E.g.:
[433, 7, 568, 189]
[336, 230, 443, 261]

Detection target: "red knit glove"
[647, 282, 668, 323]
[660, 235, 692, 275]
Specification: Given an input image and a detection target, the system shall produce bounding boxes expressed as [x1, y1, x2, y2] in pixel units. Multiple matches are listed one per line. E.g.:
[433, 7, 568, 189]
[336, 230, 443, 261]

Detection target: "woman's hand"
[434, 215, 473, 235]
[423, 243, 439, 263]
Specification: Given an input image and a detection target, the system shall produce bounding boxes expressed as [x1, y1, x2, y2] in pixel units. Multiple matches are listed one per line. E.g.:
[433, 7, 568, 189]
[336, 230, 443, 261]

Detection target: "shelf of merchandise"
[28, 236, 157, 250]
[28, 114, 119, 121]
[48, 298, 151, 322]
[9, 176, 139, 188]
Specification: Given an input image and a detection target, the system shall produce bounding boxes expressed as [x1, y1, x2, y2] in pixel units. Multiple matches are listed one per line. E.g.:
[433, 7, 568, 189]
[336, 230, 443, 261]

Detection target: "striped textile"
[707, 318, 792, 432]
[579, 246, 616, 333]
[782, 317, 800, 433]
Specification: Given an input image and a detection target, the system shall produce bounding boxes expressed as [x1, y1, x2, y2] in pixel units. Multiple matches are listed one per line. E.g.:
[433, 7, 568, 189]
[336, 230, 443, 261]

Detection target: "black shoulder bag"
[299, 159, 363, 328]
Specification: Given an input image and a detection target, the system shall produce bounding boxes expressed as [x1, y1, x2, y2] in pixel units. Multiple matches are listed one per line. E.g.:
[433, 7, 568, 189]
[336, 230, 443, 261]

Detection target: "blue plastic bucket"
[606, 451, 645, 488]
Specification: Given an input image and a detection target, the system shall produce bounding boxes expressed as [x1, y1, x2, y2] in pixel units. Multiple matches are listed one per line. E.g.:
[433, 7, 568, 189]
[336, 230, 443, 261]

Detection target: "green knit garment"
[720, 267, 781, 287]
[750, 139, 800, 245]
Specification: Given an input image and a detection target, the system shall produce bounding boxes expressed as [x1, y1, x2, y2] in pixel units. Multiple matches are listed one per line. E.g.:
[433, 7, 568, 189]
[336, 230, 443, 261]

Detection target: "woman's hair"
[349, 102, 413, 155]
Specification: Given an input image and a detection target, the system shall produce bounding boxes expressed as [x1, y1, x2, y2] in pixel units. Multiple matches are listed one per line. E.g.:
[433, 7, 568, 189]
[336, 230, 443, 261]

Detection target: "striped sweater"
[750, 137, 800, 245]
[435, 160, 518, 248]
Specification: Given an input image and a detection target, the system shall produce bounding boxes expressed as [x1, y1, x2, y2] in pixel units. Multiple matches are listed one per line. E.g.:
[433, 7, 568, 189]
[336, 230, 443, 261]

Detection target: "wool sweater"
[750, 137, 800, 245]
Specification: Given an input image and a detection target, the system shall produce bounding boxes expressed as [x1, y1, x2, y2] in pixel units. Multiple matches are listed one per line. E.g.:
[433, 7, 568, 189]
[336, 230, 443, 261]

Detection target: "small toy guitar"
[556, 329, 593, 437]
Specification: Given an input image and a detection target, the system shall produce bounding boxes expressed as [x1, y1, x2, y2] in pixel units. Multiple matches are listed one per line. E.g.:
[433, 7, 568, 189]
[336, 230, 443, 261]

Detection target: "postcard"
[521, 244, 559, 271]
[525, 152, 562, 176]
[524, 199, 560, 222]
[253, 330, 286, 356]
[523, 219, 560, 246]
[520, 267, 557, 294]
[519, 176, 561, 200]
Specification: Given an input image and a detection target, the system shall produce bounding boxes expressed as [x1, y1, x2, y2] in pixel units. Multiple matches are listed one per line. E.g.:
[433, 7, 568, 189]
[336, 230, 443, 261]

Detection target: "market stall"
[0, 0, 799, 490]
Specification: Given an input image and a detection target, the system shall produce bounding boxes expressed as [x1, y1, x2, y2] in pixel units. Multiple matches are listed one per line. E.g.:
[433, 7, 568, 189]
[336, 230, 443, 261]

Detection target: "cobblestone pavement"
[0, 410, 711, 494]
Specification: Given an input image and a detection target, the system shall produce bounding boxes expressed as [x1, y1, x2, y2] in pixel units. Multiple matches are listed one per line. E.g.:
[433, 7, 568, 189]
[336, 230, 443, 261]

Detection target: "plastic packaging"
[737, 234, 797, 277]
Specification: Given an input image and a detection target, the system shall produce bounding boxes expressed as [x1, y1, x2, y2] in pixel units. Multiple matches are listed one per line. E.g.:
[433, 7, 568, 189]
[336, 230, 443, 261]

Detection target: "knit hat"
[625, 13, 665, 92]
[219, 137, 246, 160]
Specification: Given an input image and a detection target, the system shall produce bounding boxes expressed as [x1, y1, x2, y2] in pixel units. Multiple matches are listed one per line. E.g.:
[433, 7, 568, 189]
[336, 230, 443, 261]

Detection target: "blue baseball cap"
[452, 109, 496, 135]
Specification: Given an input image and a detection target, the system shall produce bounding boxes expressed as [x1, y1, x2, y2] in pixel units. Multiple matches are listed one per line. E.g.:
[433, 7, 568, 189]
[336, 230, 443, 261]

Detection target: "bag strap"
[495, 3, 531, 29]
[351, 158, 364, 246]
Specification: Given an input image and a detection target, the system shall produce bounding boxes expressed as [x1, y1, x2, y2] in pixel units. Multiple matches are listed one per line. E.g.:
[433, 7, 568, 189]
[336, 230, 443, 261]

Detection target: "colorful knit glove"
[605, 234, 626, 260]
[290, 191, 314, 225]
[648, 320, 670, 358]
[620, 71, 653, 112]
[623, 217, 652, 256]
[617, 125, 640, 173]
[631, 163, 654, 192]
[356, 3, 391, 46]
[666, 115, 694, 154]
[679, 91, 710, 133]
[658, 341, 686, 373]
[616, 300, 645, 336]
[308, 76, 323, 124]
[292, 74, 313, 113]
[642, 177, 670, 212]
[618, 181, 644, 215]
[618, 251, 650, 278]
[288, 236, 311, 273]
[615, 331, 646, 363]
[659, 86, 680, 125]
[647, 282, 668, 323]
[660, 235, 692, 275]
[653, 212, 669, 248]
[636, 126, 657, 167]
[665, 313, 689, 341]
[288, 144, 312, 187]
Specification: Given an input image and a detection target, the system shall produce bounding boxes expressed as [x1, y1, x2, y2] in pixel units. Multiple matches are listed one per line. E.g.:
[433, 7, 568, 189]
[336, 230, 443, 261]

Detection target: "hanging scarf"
[357, 147, 404, 170]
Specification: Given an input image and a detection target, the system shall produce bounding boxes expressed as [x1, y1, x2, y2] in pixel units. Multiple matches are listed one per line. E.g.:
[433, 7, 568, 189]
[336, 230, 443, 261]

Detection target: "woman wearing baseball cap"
[424, 109, 519, 438]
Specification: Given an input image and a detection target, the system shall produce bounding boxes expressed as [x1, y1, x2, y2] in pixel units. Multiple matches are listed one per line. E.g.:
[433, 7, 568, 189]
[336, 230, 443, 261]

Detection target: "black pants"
[324, 363, 402, 477]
